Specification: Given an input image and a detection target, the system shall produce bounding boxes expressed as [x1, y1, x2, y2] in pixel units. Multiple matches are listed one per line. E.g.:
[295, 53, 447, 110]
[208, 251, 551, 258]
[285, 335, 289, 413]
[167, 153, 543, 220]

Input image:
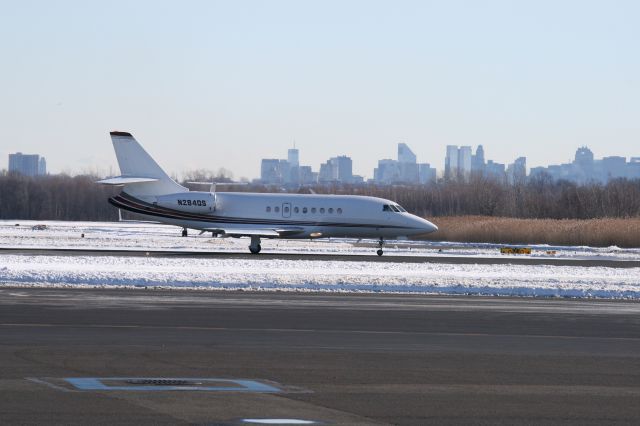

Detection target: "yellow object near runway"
[500, 247, 532, 255]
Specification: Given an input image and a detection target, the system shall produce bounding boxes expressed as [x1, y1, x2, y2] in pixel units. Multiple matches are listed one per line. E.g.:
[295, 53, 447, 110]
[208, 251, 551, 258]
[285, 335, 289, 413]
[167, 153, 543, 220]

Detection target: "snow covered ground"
[1, 220, 639, 298]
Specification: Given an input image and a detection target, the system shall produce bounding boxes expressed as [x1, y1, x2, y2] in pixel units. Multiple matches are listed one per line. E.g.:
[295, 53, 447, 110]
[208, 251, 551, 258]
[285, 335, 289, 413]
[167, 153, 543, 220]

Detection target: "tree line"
[1, 171, 639, 221]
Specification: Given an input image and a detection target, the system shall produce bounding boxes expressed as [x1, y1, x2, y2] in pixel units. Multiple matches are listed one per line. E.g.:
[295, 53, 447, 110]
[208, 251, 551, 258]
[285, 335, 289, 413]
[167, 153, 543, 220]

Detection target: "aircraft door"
[282, 202, 291, 218]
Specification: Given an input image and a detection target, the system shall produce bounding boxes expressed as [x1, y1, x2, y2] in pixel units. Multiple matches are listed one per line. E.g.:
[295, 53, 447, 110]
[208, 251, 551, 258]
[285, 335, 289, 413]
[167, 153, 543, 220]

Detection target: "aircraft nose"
[409, 216, 438, 236]
[422, 218, 438, 233]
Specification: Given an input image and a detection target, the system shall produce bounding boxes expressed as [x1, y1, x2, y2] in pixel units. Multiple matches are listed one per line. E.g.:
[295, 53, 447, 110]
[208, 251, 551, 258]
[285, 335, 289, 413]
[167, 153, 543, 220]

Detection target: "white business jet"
[98, 131, 438, 255]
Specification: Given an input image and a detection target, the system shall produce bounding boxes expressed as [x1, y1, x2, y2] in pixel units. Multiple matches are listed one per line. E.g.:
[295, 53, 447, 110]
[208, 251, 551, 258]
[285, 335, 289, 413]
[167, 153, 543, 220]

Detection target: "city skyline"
[5, 139, 640, 184]
[255, 141, 640, 185]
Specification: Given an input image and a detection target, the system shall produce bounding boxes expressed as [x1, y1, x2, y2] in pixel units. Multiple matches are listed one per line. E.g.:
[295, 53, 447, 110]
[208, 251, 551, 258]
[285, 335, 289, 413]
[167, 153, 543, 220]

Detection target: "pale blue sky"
[1, 0, 638, 179]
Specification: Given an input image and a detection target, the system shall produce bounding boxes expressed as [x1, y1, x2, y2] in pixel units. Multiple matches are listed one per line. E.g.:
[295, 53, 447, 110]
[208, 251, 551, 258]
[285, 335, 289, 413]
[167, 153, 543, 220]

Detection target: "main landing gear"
[181, 228, 188, 237]
[377, 237, 384, 256]
[249, 236, 262, 254]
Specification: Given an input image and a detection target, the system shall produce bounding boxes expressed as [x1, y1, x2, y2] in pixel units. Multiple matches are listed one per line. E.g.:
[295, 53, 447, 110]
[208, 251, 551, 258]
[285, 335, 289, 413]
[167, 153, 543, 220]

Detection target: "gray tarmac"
[1, 289, 640, 425]
[1, 246, 639, 267]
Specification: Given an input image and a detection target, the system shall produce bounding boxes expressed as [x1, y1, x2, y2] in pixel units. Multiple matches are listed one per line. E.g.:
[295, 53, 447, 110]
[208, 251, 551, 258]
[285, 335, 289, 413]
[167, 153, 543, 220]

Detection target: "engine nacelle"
[155, 192, 215, 213]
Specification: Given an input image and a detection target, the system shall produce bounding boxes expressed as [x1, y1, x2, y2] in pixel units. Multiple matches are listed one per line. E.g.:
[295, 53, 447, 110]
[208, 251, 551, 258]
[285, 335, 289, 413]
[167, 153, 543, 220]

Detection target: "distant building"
[287, 148, 300, 185]
[8, 152, 45, 177]
[299, 166, 317, 185]
[530, 147, 640, 184]
[398, 143, 417, 164]
[38, 157, 47, 175]
[259, 145, 315, 186]
[374, 159, 399, 184]
[444, 145, 472, 181]
[397, 143, 419, 183]
[331, 155, 353, 183]
[418, 163, 437, 184]
[471, 145, 485, 175]
[457, 146, 472, 181]
[318, 161, 334, 183]
[485, 160, 506, 180]
[287, 148, 299, 168]
[444, 145, 459, 181]
[260, 159, 284, 184]
[507, 157, 526, 184]
[372, 142, 436, 185]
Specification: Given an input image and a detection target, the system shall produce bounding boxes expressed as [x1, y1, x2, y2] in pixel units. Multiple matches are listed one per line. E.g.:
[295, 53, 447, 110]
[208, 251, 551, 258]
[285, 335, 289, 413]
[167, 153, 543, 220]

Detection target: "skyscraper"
[8, 152, 44, 177]
[471, 145, 485, 174]
[457, 146, 472, 181]
[260, 159, 282, 184]
[336, 156, 353, 183]
[38, 157, 47, 175]
[445, 145, 459, 181]
[287, 148, 299, 168]
[398, 143, 417, 164]
[507, 157, 527, 184]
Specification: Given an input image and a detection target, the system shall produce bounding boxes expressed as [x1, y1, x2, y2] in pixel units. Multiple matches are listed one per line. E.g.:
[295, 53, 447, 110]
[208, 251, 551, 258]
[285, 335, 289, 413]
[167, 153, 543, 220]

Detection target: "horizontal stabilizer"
[97, 176, 160, 185]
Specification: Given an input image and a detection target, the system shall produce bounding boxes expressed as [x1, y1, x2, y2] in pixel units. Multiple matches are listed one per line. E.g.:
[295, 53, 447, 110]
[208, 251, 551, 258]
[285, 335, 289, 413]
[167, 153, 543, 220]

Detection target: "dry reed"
[418, 216, 640, 248]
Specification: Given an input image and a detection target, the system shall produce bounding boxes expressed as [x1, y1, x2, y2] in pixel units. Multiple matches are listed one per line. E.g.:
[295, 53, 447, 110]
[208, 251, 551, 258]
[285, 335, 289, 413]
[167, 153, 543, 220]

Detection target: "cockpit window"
[383, 204, 406, 213]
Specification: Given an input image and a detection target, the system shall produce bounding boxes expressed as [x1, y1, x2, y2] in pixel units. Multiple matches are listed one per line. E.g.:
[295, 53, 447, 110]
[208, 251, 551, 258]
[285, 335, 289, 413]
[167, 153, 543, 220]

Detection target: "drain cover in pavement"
[63, 377, 282, 392]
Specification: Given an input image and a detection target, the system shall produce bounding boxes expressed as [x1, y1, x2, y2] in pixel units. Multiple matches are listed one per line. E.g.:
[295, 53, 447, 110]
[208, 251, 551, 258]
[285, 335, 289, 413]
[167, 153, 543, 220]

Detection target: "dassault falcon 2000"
[98, 131, 438, 255]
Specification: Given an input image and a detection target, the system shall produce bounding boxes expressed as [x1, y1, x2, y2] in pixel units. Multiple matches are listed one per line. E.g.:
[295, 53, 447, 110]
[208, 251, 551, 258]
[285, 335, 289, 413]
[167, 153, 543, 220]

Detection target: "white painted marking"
[242, 420, 317, 425]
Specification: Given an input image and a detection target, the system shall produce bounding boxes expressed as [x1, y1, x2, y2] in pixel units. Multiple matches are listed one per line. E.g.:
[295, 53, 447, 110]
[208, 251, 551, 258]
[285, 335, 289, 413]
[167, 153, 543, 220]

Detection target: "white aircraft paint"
[98, 132, 437, 254]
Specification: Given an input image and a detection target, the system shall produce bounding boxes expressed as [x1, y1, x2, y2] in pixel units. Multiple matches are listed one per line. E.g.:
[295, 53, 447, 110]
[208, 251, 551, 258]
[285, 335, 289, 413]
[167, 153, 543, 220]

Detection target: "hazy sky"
[1, 0, 639, 179]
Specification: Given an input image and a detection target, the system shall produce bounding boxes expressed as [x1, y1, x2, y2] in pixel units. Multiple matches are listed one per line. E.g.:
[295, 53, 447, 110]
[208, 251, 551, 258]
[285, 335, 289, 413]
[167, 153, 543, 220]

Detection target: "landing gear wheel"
[181, 228, 188, 237]
[249, 236, 262, 254]
[376, 237, 384, 256]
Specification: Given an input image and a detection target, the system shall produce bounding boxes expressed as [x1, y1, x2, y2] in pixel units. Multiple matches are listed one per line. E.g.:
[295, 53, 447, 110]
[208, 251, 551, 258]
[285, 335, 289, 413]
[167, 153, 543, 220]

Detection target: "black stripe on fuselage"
[109, 192, 413, 230]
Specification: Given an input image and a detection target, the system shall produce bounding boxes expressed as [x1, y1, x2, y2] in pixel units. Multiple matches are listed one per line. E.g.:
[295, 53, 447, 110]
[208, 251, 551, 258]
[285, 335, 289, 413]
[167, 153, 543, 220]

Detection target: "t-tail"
[97, 131, 186, 197]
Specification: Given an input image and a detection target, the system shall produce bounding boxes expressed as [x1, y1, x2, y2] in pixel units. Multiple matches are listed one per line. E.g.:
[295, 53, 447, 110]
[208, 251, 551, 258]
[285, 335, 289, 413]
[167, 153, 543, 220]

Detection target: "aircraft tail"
[98, 131, 187, 196]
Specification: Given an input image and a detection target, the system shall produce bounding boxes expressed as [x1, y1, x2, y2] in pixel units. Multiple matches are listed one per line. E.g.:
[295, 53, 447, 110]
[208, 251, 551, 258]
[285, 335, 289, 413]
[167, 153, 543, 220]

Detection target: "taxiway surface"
[1, 247, 639, 267]
[1, 288, 640, 425]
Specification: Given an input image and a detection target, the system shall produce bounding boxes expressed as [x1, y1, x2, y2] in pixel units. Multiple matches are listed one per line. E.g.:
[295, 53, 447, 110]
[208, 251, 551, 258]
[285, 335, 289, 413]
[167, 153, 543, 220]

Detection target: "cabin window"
[266, 206, 271, 213]
[320, 208, 325, 214]
[337, 208, 342, 214]
[311, 207, 317, 214]
[275, 206, 280, 213]
[302, 207, 308, 214]
[328, 208, 334, 214]
[383, 205, 392, 212]
[284, 206, 290, 213]
[294, 207, 299, 213]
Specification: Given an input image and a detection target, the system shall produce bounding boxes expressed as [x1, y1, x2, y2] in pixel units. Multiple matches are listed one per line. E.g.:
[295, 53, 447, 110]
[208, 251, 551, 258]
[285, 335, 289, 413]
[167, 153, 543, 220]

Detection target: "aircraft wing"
[203, 227, 305, 238]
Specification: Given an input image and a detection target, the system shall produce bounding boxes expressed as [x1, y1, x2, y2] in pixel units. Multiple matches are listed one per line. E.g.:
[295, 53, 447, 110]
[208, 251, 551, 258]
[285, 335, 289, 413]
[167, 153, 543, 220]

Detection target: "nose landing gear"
[249, 236, 262, 254]
[377, 237, 384, 256]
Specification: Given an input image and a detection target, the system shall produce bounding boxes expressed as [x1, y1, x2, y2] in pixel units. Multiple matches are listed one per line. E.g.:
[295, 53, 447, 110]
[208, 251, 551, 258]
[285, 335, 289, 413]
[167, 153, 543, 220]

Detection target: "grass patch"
[420, 216, 640, 248]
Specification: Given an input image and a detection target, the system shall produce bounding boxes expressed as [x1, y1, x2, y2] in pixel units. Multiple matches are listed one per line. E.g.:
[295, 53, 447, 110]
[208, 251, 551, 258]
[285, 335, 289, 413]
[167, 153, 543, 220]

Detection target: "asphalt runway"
[1, 289, 640, 425]
[2, 246, 639, 267]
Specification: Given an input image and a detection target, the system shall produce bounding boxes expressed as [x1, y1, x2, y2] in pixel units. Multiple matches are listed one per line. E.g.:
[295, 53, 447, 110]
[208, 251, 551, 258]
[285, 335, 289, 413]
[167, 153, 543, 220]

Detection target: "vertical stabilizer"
[105, 131, 187, 196]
